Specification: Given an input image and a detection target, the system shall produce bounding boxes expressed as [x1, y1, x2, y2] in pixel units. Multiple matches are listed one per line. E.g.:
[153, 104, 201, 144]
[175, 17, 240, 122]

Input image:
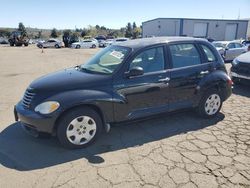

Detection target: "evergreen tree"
[18, 22, 27, 36]
[125, 22, 133, 38]
[50, 28, 58, 38]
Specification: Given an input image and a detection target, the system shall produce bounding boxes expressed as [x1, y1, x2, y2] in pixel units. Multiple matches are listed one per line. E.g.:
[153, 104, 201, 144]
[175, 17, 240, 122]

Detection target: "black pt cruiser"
[14, 37, 232, 149]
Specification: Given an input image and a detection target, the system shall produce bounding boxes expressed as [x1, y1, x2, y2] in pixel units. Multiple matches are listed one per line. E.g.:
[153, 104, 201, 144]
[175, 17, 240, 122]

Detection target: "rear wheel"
[197, 89, 222, 118]
[57, 107, 103, 149]
[92, 44, 96, 48]
[55, 44, 60, 48]
[76, 45, 80, 49]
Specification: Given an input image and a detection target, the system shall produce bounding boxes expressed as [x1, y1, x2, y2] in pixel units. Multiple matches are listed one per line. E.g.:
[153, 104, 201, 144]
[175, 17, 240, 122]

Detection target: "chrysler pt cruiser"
[14, 37, 232, 149]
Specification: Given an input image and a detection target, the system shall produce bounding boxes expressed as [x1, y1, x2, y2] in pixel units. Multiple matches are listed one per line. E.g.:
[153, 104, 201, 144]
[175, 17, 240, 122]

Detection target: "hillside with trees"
[0, 22, 142, 40]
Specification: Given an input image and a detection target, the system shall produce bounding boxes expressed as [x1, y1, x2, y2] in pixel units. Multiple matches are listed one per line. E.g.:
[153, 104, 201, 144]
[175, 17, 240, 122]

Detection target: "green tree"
[132, 22, 137, 30]
[18, 22, 27, 36]
[81, 29, 87, 37]
[125, 22, 133, 38]
[50, 28, 58, 38]
[95, 25, 100, 30]
[132, 27, 142, 39]
[63, 29, 71, 37]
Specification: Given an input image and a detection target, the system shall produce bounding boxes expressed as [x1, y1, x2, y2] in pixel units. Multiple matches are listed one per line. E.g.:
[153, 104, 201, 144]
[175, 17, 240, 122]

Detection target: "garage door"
[225, 24, 237, 40]
[193, 23, 208, 37]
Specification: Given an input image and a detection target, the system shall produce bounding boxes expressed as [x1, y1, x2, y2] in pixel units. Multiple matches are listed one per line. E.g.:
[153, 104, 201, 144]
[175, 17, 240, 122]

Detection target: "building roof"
[142, 17, 249, 24]
[116, 36, 207, 49]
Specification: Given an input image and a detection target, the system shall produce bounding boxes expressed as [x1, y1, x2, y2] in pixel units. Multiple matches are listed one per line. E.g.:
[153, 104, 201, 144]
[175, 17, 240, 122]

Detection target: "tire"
[10, 43, 14, 46]
[38, 45, 43, 48]
[55, 44, 60, 48]
[24, 43, 28, 47]
[76, 45, 80, 49]
[197, 89, 222, 118]
[92, 44, 96, 48]
[57, 107, 103, 149]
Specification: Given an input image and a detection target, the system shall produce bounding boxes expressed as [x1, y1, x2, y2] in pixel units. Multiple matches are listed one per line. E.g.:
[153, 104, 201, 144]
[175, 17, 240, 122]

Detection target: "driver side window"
[129, 47, 165, 74]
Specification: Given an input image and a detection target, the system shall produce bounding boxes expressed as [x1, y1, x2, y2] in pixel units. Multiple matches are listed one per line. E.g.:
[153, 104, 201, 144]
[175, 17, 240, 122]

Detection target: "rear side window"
[169, 44, 201, 68]
[227, 43, 235, 49]
[201, 45, 216, 62]
[235, 43, 243, 48]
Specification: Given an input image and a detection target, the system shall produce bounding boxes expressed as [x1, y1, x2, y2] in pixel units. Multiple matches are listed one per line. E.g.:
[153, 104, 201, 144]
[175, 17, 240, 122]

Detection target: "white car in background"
[71, 39, 98, 49]
[37, 39, 64, 48]
[104, 38, 129, 47]
[213, 41, 247, 61]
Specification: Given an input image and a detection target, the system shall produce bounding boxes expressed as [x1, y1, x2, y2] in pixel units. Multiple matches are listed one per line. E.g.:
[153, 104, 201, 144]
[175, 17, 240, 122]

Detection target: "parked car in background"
[230, 52, 250, 84]
[213, 41, 247, 61]
[103, 38, 129, 47]
[8, 31, 29, 46]
[114, 38, 129, 43]
[103, 39, 114, 47]
[14, 37, 232, 149]
[242, 40, 250, 48]
[95, 35, 106, 41]
[37, 39, 64, 48]
[71, 39, 98, 49]
[98, 39, 106, 48]
[0, 37, 9, 44]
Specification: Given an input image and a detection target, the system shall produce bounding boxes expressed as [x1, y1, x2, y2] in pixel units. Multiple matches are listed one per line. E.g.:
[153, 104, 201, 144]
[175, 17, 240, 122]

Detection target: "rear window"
[169, 44, 201, 68]
[200, 45, 216, 62]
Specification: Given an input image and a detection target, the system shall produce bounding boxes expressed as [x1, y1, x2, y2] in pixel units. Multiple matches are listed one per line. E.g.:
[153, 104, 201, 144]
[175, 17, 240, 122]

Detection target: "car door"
[225, 42, 240, 61]
[168, 42, 214, 111]
[234, 43, 246, 56]
[113, 45, 170, 121]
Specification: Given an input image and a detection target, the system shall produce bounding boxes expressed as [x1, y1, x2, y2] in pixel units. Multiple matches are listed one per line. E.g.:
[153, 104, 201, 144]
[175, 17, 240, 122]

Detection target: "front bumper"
[230, 71, 250, 81]
[14, 101, 57, 134]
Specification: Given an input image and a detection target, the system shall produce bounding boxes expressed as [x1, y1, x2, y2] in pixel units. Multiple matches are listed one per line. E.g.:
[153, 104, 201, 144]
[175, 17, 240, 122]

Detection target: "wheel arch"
[195, 70, 231, 105]
[53, 103, 107, 134]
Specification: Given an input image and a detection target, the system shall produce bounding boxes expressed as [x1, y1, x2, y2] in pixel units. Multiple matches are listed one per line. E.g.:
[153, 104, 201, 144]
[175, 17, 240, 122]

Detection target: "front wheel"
[197, 89, 222, 118]
[92, 44, 96, 48]
[57, 107, 103, 149]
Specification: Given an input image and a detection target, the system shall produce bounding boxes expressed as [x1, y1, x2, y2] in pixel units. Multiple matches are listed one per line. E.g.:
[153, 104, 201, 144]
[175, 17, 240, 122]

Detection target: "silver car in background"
[71, 39, 98, 49]
[213, 41, 247, 61]
[37, 39, 64, 48]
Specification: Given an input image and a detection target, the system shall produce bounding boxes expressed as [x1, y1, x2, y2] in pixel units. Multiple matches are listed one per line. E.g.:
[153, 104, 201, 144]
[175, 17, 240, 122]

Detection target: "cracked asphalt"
[0, 46, 250, 188]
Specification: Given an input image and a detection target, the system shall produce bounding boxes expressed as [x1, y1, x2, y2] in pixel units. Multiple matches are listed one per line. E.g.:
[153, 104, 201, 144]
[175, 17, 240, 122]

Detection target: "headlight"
[35, 101, 60, 114]
[232, 59, 239, 66]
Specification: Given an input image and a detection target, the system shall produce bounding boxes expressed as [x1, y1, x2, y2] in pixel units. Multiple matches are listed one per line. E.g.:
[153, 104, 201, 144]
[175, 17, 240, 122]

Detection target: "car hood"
[29, 67, 111, 92]
[236, 51, 250, 63]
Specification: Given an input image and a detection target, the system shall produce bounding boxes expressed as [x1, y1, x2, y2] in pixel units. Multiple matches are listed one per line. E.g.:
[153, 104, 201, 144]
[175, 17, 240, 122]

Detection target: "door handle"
[200, 70, 209, 75]
[158, 77, 170, 82]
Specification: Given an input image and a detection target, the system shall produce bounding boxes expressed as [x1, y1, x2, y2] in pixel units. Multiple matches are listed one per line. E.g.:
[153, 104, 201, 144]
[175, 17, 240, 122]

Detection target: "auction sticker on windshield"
[110, 51, 124, 59]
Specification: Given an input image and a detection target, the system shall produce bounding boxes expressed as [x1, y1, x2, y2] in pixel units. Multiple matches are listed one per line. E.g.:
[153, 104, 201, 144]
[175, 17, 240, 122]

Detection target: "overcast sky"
[0, 0, 249, 29]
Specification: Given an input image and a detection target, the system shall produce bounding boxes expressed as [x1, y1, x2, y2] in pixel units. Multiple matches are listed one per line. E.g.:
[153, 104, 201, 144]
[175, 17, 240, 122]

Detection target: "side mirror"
[125, 66, 144, 78]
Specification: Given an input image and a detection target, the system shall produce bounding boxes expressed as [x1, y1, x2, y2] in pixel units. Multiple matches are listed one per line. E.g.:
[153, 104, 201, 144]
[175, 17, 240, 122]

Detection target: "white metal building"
[142, 18, 249, 41]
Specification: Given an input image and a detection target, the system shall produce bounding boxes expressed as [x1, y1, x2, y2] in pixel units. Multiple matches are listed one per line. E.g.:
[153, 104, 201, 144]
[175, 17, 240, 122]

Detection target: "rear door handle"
[158, 77, 170, 82]
[200, 70, 209, 75]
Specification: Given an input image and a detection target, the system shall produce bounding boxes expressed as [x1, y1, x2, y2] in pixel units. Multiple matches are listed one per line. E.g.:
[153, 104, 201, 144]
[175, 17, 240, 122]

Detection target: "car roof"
[116, 36, 207, 49]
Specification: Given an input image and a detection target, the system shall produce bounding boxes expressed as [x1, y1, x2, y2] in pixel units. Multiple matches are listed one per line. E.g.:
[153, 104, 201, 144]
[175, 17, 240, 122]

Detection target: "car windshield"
[81, 45, 130, 75]
[213, 42, 226, 48]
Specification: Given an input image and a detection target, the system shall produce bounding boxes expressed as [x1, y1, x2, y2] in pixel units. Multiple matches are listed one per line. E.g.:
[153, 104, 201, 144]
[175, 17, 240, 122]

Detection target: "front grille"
[22, 88, 36, 108]
[236, 62, 250, 75]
